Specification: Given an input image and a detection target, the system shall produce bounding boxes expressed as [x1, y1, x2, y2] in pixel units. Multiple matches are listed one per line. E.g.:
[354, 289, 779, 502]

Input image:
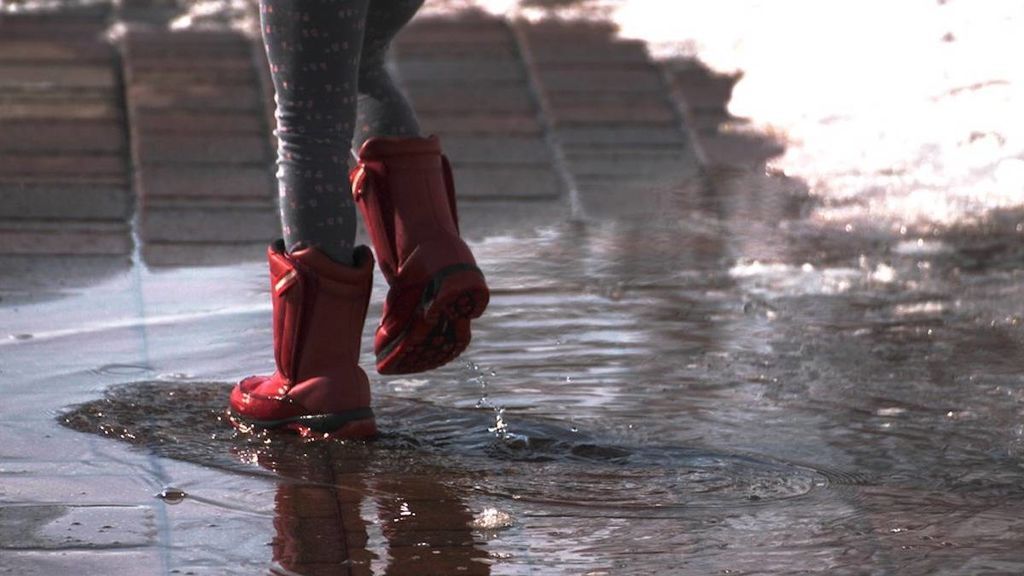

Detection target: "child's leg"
[259, 0, 369, 265]
[354, 0, 425, 150]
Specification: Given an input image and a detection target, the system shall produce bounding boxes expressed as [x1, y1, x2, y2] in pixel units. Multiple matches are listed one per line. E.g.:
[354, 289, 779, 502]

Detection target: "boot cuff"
[357, 135, 441, 160]
[291, 245, 375, 285]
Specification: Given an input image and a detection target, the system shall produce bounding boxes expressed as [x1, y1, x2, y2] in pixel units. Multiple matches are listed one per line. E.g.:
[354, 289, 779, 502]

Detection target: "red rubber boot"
[229, 240, 378, 438]
[350, 135, 490, 375]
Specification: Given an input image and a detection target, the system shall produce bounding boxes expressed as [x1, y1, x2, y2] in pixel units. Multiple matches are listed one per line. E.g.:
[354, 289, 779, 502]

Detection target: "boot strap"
[352, 161, 399, 280]
[440, 154, 461, 234]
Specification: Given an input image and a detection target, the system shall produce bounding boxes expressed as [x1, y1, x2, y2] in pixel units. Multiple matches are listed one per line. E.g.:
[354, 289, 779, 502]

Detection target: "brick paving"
[121, 28, 278, 266]
[0, 8, 132, 256]
[394, 12, 566, 204]
[0, 7, 734, 572]
[0, 6, 718, 267]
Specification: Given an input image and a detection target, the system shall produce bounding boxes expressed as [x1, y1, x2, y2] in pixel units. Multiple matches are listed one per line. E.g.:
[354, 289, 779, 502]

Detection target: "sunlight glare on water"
[463, 0, 1024, 231]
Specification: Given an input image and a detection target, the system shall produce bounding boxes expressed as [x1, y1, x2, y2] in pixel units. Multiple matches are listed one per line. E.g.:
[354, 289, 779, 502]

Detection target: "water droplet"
[472, 507, 514, 530]
[157, 487, 188, 504]
[9, 333, 32, 341]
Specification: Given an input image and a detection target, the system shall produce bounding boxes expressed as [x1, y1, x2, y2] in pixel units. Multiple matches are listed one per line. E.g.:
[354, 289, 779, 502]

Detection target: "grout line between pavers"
[507, 19, 583, 222]
[655, 60, 718, 196]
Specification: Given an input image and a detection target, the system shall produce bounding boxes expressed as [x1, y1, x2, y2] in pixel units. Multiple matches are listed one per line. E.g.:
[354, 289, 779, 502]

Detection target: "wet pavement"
[3, 1, 1024, 575]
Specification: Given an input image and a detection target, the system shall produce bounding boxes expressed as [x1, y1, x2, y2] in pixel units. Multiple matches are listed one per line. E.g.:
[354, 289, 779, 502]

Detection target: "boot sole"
[376, 264, 489, 375]
[228, 407, 378, 439]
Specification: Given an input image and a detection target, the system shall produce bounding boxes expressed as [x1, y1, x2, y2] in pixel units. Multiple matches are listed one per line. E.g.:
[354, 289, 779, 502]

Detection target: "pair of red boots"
[229, 136, 489, 439]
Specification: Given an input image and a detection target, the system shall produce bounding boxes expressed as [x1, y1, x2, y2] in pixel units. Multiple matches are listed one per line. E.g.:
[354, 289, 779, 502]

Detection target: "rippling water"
[460, 0, 1024, 233]
[33, 180, 1024, 573]
[3, 0, 1024, 574]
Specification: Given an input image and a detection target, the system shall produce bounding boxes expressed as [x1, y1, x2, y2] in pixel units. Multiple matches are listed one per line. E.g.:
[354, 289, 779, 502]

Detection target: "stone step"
[419, 114, 542, 136]
[405, 86, 536, 113]
[0, 184, 131, 220]
[142, 206, 279, 243]
[138, 166, 275, 200]
[0, 64, 116, 89]
[0, 219, 132, 255]
[135, 133, 271, 165]
[0, 121, 125, 153]
[456, 166, 561, 200]
[133, 111, 268, 135]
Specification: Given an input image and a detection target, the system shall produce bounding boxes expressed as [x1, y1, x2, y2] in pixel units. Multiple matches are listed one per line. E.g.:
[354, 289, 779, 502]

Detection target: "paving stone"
[0, 121, 124, 153]
[127, 67, 257, 86]
[522, 23, 617, 45]
[0, 23, 111, 42]
[395, 60, 524, 83]
[135, 133, 270, 165]
[0, 155, 126, 180]
[393, 41, 518, 60]
[0, 64, 116, 89]
[406, 86, 536, 113]
[549, 105, 678, 126]
[442, 136, 553, 165]
[138, 166, 275, 199]
[397, 25, 509, 45]
[141, 242, 268, 268]
[565, 147, 692, 164]
[536, 68, 665, 92]
[455, 166, 561, 199]
[566, 158, 696, 178]
[0, 40, 113, 63]
[546, 90, 674, 109]
[0, 184, 131, 220]
[557, 127, 689, 146]
[133, 111, 269, 136]
[0, 101, 120, 121]
[125, 55, 256, 74]
[419, 113, 542, 135]
[125, 39, 251, 60]
[665, 61, 740, 113]
[127, 83, 263, 112]
[0, 504, 156, 550]
[0, 220, 132, 255]
[144, 195, 273, 209]
[0, 550, 163, 576]
[142, 206, 279, 243]
[527, 40, 649, 65]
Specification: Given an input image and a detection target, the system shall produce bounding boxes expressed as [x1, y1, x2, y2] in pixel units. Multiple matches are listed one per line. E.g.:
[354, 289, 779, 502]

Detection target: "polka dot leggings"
[259, 0, 424, 264]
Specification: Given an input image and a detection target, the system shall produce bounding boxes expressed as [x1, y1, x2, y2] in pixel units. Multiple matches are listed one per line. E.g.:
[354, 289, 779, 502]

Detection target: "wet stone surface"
[60, 380, 827, 510]
[2, 1, 1024, 574]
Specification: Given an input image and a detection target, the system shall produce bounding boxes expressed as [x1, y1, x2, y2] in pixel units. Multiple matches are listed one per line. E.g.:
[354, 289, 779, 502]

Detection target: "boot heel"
[422, 264, 490, 323]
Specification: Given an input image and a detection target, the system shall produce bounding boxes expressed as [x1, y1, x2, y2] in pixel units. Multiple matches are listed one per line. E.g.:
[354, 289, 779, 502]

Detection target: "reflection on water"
[3, 0, 1024, 573]
[48, 176, 1024, 571]
[436, 0, 1024, 233]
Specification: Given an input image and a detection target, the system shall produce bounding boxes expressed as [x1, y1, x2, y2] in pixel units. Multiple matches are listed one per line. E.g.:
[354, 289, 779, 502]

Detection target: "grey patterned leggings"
[259, 0, 424, 264]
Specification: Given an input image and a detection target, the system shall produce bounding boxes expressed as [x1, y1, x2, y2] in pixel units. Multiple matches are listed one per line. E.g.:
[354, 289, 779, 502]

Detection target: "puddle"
[3, 0, 1024, 573]
[61, 380, 829, 513]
